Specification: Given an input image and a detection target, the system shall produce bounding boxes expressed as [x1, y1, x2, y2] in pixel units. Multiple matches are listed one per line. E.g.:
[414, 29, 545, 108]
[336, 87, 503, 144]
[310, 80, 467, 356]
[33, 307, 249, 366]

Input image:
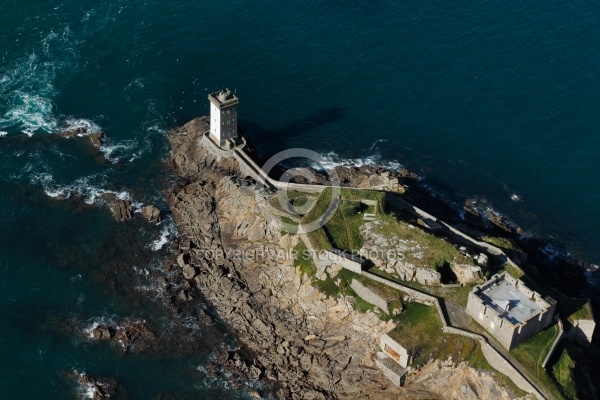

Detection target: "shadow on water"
[241, 106, 346, 153]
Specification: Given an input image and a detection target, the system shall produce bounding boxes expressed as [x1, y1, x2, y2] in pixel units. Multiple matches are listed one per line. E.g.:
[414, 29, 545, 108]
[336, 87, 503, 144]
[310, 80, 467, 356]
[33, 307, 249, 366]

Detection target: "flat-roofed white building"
[466, 272, 556, 350]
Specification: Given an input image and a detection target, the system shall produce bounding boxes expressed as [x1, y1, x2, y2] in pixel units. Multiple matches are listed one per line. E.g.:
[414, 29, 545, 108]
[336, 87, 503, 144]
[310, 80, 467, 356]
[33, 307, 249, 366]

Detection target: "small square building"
[466, 273, 556, 350]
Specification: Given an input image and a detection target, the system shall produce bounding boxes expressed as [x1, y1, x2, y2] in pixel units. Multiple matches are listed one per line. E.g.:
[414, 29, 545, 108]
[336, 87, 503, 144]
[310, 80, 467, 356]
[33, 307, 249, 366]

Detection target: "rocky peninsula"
[164, 116, 525, 399]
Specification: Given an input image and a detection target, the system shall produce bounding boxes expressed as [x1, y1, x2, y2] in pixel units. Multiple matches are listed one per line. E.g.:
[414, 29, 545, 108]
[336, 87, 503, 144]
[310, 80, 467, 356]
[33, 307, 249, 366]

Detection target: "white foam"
[149, 221, 177, 251]
[317, 149, 403, 172]
[540, 244, 563, 260]
[82, 316, 117, 339]
[0, 131, 7, 137]
[0, 27, 78, 136]
[31, 172, 142, 208]
[60, 118, 102, 136]
[100, 139, 140, 163]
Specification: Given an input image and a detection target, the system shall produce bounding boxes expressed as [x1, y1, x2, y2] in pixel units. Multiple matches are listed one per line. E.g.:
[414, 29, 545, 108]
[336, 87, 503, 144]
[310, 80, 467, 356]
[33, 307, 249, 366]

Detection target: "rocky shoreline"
[51, 114, 596, 399]
[162, 117, 524, 399]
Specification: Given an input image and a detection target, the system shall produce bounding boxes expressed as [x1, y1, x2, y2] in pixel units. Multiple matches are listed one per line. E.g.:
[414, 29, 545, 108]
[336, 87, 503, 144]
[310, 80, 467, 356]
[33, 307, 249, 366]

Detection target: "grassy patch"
[511, 323, 565, 399]
[481, 236, 520, 251]
[302, 187, 335, 224]
[346, 287, 376, 313]
[323, 200, 366, 252]
[281, 216, 298, 234]
[388, 303, 443, 366]
[497, 262, 525, 279]
[293, 241, 316, 278]
[481, 236, 528, 263]
[340, 188, 384, 203]
[560, 298, 594, 325]
[306, 228, 331, 251]
[371, 214, 471, 269]
[551, 347, 578, 400]
[312, 276, 340, 298]
[269, 190, 316, 215]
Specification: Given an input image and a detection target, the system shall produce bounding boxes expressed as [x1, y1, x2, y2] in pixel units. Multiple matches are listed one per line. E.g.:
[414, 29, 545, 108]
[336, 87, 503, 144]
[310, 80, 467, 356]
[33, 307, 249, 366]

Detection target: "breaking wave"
[0, 27, 79, 135]
[315, 140, 402, 171]
[148, 220, 178, 251]
[31, 172, 142, 210]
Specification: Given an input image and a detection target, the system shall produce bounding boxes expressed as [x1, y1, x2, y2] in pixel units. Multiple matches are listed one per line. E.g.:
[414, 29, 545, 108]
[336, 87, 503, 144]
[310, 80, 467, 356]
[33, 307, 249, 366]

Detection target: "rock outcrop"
[68, 370, 118, 400]
[59, 126, 104, 149]
[99, 193, 132, 221]
[141, 205, 161, 223]
[166, 117, 520, 399]
[88, 319, 156, 352]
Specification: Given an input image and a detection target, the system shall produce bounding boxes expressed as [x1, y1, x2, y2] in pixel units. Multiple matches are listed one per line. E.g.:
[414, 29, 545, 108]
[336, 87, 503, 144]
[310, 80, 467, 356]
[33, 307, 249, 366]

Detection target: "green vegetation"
[293, 188, 567, 399]
[347, 287, 376, 313]
[481, 236, 520, 252]
[302, 188, 334, 224]
[269, 190, 316, 215]
[281, 216, 298, 234]
[551, 348, 578, 400]
[372, 215, 471, 269]
[511, 323, 566, 399]
[561, 298, 594, 325]
[306, 228, 331, 251]
[388, 303, 443, 366]
[481, 236, 528, 266]
[323, 200, 366, 252]
[497, 262, 525, 279]
[293, 241, 316, 278]
[512, 323, 559, 376]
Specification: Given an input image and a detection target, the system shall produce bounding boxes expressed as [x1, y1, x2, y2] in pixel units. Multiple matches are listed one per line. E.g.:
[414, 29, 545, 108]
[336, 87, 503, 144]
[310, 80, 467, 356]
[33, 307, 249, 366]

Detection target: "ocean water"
[1, 0, 599, 397]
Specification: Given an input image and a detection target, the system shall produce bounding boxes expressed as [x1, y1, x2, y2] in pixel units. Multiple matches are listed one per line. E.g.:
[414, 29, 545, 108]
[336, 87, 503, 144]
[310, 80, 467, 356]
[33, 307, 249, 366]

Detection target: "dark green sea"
[1, 0, 600, 398]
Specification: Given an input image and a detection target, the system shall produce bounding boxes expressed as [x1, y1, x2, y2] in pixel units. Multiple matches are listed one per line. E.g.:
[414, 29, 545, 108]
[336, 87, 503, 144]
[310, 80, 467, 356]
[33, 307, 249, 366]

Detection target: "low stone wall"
[328, 249, 364, 274]
[542, 319, 564, 368]
[360, 271, 547, 400]
[212, 135, 548, 399]
[350, 279, 389, 312]
[383, 194, 520, 264]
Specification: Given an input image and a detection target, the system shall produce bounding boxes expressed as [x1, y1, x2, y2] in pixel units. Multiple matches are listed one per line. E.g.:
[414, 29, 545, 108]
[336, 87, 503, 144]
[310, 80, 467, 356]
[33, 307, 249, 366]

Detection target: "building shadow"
[241, 106, 346, 149]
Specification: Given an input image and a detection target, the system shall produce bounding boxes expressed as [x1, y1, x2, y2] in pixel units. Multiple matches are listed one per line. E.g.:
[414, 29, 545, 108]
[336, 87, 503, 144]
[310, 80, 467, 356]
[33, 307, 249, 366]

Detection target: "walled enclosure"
[466, 273, 556, 350]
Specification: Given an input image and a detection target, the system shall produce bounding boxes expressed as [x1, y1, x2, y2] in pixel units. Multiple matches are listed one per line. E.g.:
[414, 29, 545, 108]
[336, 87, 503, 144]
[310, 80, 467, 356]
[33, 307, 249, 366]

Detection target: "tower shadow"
[241, 106, 346, 148]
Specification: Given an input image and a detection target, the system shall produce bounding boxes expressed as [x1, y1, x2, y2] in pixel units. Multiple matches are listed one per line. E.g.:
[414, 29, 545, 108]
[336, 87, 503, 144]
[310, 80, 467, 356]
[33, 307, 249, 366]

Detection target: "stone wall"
[350, 279, 389, 312]
[542, 320, 564, 368]
[360, 271, 546, 399]
[328, 250, 364, 274]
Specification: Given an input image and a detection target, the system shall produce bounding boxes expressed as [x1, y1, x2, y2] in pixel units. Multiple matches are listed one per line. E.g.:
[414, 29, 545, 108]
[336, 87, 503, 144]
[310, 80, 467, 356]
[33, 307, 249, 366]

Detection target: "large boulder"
[415, 268, 441, 286]
[141, 205, 161, 223]
[451, 263, 482, 284]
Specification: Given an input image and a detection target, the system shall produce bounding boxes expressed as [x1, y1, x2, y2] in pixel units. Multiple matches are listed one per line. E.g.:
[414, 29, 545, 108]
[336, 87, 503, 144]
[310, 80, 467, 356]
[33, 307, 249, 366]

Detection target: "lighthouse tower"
[208, 88, 239, 147]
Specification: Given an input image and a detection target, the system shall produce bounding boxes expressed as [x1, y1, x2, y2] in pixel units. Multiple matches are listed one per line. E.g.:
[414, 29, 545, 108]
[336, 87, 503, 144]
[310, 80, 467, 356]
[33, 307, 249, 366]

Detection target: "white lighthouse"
[208, 88, 239, 147]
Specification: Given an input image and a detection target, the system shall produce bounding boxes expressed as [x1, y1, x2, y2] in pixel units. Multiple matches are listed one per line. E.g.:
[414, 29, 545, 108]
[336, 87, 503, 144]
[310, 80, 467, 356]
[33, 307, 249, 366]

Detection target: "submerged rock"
[59, 126, 105, 149]
[68, 370, 118, 400]
[99, 193, 132, 221]
[89, 319, 156, 352]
